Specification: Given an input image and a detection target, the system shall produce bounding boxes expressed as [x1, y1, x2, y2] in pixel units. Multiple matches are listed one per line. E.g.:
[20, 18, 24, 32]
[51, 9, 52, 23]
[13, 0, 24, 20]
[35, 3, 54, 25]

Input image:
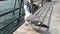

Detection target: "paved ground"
[49, 0, 60, 34]
[13, 0, 60, 34]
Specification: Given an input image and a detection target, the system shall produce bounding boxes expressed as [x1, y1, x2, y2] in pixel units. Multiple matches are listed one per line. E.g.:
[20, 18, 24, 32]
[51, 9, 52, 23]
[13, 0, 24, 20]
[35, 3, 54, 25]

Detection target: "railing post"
[17, 0, 23, 24]
[13, 0, 17, 15]
[17, 0, 21, 24]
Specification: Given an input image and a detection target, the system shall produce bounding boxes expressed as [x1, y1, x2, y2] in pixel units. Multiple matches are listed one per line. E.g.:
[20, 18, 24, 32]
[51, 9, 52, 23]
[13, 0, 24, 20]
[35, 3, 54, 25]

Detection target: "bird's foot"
[27, 27, 34, 31]
[24, 26, 34, 31]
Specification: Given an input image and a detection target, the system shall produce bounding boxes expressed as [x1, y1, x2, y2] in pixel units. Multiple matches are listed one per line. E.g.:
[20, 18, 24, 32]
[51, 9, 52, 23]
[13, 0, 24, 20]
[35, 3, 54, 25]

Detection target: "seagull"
[24, 0, 49, 30]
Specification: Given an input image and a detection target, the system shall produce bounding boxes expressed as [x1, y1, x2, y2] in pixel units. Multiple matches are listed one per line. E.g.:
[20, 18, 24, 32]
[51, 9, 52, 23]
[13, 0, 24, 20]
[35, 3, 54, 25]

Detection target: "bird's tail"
[36, 24, 49, 28]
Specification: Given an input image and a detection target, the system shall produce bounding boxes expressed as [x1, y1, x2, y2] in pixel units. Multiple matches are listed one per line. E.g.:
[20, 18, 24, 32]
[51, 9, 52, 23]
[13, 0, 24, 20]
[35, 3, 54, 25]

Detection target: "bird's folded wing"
[26, 15, 40, 25]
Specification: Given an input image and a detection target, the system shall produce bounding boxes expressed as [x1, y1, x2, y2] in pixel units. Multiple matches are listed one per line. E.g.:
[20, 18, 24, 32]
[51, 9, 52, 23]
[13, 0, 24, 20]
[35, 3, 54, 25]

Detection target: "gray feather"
[26, 15, 41, 25]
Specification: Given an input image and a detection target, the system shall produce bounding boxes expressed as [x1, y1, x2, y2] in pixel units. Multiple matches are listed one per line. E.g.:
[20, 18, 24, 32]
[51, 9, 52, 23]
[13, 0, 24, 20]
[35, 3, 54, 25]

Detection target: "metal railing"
[0, 0, 25, 34]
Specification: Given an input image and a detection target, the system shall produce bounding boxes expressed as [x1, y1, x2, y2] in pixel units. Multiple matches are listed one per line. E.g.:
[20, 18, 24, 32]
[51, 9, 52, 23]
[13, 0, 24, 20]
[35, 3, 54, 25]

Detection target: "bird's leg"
[26, 26, 34, 31]
[27, 24, 34, 31]
[25, 16, 28, 25]
[25, 21, 28, 24]
[25, 22, 34, 31]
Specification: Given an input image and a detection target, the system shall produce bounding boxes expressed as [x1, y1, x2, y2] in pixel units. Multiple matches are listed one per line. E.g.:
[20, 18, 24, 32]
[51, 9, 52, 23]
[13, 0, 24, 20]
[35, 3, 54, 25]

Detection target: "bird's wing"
[26, 15, 49, 28]
[26, 15, 40, 25]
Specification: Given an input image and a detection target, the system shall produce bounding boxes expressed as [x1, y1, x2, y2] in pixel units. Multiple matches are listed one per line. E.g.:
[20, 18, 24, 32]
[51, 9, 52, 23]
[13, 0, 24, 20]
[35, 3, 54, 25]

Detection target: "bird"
[24, 0, 49, 30]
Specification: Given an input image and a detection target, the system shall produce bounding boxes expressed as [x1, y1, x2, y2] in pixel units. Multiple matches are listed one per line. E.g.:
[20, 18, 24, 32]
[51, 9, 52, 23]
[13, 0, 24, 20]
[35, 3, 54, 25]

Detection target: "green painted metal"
[0, 9, 25, 34]
[0, 16, 24, 34]
[0, 0, 25, 34]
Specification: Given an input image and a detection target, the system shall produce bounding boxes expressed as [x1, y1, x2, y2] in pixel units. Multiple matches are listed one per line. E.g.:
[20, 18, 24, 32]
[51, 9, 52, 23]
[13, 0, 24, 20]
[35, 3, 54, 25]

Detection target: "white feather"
[24, 5, 31, 23]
